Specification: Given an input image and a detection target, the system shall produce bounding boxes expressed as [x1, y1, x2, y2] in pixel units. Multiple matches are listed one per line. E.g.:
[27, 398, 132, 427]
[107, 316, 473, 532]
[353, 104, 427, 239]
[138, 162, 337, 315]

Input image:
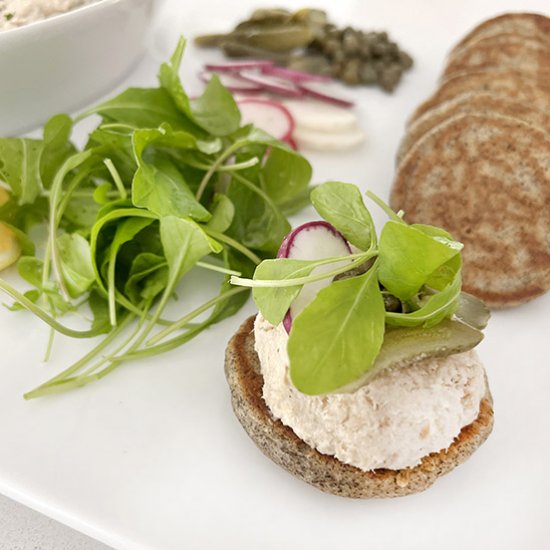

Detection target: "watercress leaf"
[378, 221, 463, 301]
[86, 88, 197, 133]
[262, 147, 312, 205]
[252, 259, 316, 325]
[0, 138, 43, 204]
[57, 233, 96, 298]
[40, 114, 75, 189]
[278, 185, 316, 217]
[311, 181, 375, 251]
[288, 267, 385, 395]
[206, 194, 234, 233]
[189, 74, 241, 136]
[159, 216, 222, 286]
[385, 268, 462, 328]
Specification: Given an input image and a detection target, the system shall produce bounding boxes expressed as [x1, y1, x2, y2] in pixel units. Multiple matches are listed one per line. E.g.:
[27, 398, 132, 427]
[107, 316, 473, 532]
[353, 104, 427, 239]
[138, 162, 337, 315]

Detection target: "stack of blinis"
[390, 13, 550, 309]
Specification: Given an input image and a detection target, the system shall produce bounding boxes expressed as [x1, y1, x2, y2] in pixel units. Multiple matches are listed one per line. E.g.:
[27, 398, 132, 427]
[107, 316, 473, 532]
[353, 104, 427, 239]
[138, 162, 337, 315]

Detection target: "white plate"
[0, 1, 549, 549]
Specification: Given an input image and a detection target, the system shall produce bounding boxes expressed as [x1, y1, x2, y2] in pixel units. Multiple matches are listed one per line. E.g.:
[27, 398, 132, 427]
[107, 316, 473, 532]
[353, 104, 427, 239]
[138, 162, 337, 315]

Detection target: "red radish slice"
[237, 98, 295, 141]
[205, 60, 274, 72]
[293, 126, 366, 151]
[284, 136, 298, 150]
[262, 65, 332, 83]
[297, 81, 354, 108]
[283, 100, 358, 132]
[199, 70, 262, 92]
[238, 70, 303, 97]
[277, 221, 351, 333]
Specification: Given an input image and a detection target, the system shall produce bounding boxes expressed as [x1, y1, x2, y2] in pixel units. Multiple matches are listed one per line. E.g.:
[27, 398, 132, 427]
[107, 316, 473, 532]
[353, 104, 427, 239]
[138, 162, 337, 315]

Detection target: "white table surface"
[1, 0, 549, 549]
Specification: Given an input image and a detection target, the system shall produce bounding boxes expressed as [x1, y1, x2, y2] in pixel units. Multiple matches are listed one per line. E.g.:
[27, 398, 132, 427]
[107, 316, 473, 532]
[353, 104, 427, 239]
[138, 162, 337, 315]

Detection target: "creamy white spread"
[0, 0, 97, 31]
[254, 314, 486, 471]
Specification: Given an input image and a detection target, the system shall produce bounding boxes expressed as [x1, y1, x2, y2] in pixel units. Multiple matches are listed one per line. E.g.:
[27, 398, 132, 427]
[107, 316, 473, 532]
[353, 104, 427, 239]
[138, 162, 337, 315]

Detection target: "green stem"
[147, 287, 247, 346]
[231, 252, 376, 288]
[195, 141, 244, 201]
[103, 158, 127, 200]
[24, 313, 134, 399]
[196, 260, 240, 277]
[365, 190, 405, 223]
[0, 279, 109, 338]
[203, 229, 261, 265]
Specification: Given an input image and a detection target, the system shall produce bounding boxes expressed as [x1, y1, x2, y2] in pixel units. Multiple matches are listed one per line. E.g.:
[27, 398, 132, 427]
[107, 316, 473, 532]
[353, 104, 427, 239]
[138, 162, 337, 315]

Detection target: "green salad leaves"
[0, 37, 312, 398]
[231, 181, 488, 395]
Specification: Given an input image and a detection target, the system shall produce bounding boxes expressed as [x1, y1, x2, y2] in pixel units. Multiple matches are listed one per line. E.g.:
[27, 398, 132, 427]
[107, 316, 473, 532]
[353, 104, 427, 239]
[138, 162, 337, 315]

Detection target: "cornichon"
[337, 319, 484, 394]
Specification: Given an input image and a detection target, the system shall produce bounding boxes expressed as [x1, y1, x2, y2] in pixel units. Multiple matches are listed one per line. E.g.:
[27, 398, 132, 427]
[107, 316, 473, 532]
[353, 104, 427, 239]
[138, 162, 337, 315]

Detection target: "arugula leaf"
[378, 221, 462, 301]
[89, 290, 111, 335]
[85, 88, 198, 133]
[159, 38, 240, 136]
[0, 138, 43, 204]
[123, 252, 167, 304]
[288, 267, 385, 395]
[40, 114, 75, 189]
[158, 37, 192, 115]
[311, 182, 375, 251]
[160, 217, 222, 284]
[57, 233, 96, 298]
[132, 129, 210, 221]
[190, 75, 241, 137]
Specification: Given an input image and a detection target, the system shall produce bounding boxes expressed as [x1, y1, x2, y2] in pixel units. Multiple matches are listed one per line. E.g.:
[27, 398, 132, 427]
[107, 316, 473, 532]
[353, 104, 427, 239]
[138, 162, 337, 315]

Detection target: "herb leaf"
[252, 259, 316, 325]
[311, 181, 375, 250]
[288, 266, 385, 394]
[378, 221, 462, 301]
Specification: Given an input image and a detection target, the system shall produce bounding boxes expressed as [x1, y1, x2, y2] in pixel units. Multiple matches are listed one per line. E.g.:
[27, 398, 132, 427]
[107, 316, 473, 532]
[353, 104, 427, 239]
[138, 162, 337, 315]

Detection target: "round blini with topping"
[391, 112, 550, 308]
[224, 316, 494, 499]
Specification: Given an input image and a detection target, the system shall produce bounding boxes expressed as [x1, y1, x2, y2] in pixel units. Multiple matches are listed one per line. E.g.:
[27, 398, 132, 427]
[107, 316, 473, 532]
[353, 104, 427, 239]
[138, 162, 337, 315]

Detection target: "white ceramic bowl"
[0, 0, 155, 136]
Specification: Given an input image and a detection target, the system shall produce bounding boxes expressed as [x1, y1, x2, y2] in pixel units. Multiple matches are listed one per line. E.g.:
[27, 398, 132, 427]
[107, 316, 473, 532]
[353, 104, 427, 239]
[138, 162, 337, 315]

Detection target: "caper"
[195, 7, 414, 93]
[359, 62, 378, 84]
[379, 63, 403, 92]
[340, 58, 362, 85]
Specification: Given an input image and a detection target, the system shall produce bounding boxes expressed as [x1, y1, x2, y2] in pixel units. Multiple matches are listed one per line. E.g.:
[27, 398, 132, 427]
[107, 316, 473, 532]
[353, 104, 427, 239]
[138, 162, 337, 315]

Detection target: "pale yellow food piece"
[0, 223, 21, 271]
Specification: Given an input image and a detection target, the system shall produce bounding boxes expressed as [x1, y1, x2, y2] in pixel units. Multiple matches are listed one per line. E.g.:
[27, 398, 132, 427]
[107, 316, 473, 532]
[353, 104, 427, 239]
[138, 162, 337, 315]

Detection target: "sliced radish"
[199, 70, 262, 92]
[282, 100, 358, 132]
[262, 65, 332, 83]
[297, 81, 354, 108]
[293, 126, 365, 151]
[277, 221, 351, 333]
[205, 60, 274, 72]
[238, 70, 303, 98]
[237, 98, 295, 142]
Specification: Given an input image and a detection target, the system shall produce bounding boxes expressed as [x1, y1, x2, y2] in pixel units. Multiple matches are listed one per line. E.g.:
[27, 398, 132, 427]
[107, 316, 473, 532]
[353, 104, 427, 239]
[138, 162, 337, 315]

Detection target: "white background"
[0, 0, 549, 549]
